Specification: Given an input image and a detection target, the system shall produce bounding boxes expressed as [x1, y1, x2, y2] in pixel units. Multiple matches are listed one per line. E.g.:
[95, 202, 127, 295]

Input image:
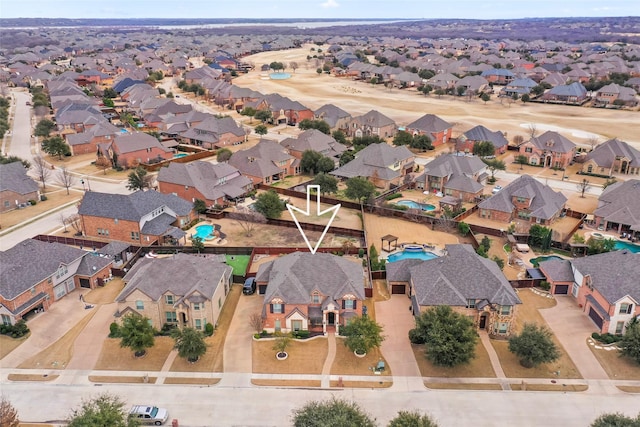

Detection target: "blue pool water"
[387, 250, 439, 263]
[173, 153, 188, 158]
[270, 72, 292, 80]
[396, 200, 436, 211]
[194, 224, 214, 240]
[530, 255, 564, 267]
[614, 240, 640, 253]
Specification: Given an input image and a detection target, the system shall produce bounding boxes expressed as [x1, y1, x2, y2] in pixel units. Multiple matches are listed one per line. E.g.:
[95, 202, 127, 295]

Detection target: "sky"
[1, 0, 638, 20]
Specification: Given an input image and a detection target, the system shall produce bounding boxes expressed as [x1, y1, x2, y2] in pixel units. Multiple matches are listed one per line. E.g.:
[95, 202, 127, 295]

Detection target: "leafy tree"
[119, 314, 155, 357]
[0, 153, 30, 169]
[0, 396, 19, 427]
[456, 85, 466, 96]
[273, 332, 291, 356]
[409, 305, 477, 367]
[339, 150, 355, 166]
[317, 156, 335, 173]
[521, 93, 530, 103]
[192, 236, 205, 253]
[458, 222, 470, 236]
[410, 135, 432, 151]
[291, 397, 376, 427]
[492, 255, 505, 270]
[515, 154, 529, 169]
[481, 92, 491, 103]
[341, 315, 384, 355]
[483, 158, 506, 180]
[240, 106, 257, 121]
[298, 119, 330, 135]
[508, 323, 560, 368]
[217, 148, 232, 163]
[472, 140, 495, 158]
[102, 87, 117, 98]
[269, 61, 285, 71]
[254, 124, 268, 135]
[95, 156, 111, 175]
[254, 109, 273, 123]
[34, 118, 55, 137]
[529, 224, 552, 250]
[332, 130, 348, 145]
[193, 199, 207, 215]
[313, 173, 338, 195]
[590, 413, 640, 427]
[300, 150, 323, 174]
[172, 326, 207, 362]
[586, 237, 616, 255]
[254, 190, 285, 219]
[42, 136, 70, 159]
[102, 98, 115, 108]
[388, 410, 439, 427]
[620, 317, 640, 365]
[577, 178, 591, 198]
[393, 131, 413, 146]
[345, 177, 375, 203]
[603, 178, 617, 189]
[67, 393, 138, 427]
[126, 167, 151, 191]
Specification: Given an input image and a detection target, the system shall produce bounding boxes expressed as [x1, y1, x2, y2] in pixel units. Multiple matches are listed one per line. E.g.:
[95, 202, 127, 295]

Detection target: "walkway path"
[478, 330, 511, 390]
[65, 303, 114, 370]
[320, 332, 336, 388]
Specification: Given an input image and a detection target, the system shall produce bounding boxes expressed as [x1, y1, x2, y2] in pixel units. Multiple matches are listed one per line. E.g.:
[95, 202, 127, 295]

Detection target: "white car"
[492, 185, 503, 194]
[129, 405, 169, 425]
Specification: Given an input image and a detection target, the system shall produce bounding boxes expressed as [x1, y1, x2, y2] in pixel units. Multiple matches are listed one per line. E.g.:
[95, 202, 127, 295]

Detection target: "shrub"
[158, 322, 177, 336]
[0, 320, 30, 338]
[28, 199, 37, 205]
[592, 332, 601, 341]
[293, 330, 310, 339]
[109, 322, 120, 338]
[205, 322, 214, 337]
[260, 330, 268, 337]
[409, 328, 425, 344]
[539, 281, 551, 291]
[358, 248, 365, 258]
[385, 193, 403, 200]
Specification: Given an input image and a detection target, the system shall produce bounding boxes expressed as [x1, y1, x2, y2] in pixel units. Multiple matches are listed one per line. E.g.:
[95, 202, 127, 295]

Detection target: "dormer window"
[312, 292, 320, 304]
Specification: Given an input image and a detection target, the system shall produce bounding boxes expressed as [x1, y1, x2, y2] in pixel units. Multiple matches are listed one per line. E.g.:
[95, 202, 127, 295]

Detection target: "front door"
[327, 312, 335, 325]
[275, 319, 281, 332]
[479, 314, 487, 329]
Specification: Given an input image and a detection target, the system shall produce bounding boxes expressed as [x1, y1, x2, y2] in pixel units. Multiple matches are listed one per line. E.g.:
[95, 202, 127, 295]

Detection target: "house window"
[619, 303, 632, 314]
[500, 305, 512, 315]
[344, 299, 355, 309]
[516, 197, 527, 203]
[193, 303, 200, 311]
[312, 293, 320, 304]
[165, 312, 177, 323]
[1, 314, 11, 326]
[292, 319, 303, 331]
[615, 321, 625, 335]
[136, 300, 144, 310]
[3, 201, 9, 208]
[195, 319, 202, 330]
[466, 299, 476, 309]
[497, 322, 509, 334]
[525, 147, 532, 153]
[131, 231, 140, 241]
[218, 297, 222, 308]
[165, 295, 174, 305]
[272, 303, 283, 314]
[517, 211, 531, 220]
[587, 165, 593, 173]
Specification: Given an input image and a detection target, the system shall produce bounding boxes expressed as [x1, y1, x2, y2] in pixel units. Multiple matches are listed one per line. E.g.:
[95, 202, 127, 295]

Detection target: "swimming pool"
[614, 240, 640, 253]
[387, 250, 439, 263]
[270, 72, 292, 80]
[396, 200, 436, 211]
[173, 153, 188, 158]
[193, 224, 214, 240]
[530, 255, 564, 267]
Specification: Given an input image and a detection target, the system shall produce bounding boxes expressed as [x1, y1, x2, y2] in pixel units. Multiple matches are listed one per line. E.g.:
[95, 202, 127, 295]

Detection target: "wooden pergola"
[381, 234, 398, 252]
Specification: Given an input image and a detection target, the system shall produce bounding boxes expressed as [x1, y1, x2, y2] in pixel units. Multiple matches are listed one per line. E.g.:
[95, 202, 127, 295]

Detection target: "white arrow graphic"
[287, 185, 341, 254]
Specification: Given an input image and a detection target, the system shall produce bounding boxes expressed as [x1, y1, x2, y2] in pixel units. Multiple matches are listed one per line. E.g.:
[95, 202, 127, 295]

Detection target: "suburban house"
[65, 121, 121, 156]
[250, 94, 314, 126]
[346, 110, 397, 139]
[280, 129, 347, 166]
[0, 239, 112, 324]
[518, 130, 577, 169]
[228, 139, 299, 185]
[592, 179, 640, 237]
[331, 143, 415, 190]
[477, 174, 567, 225]
[115, 253, 232, 331]
[481, 68, 515, 85]
[583, 138, 640, 177]
[541, 82, 589, 105]
[157, 161, 253, 208]
[500, 77, 537, 97]
[256, 252, 365, 334]
[539, 251, 640, 334]
[415, 154, 486, 202]
[456, 125, 509, 155]
[0, 162, 40, 213]
[314, 104, 352, 130]
[594, 83, 639, 107]
[404, 114, 453, 147]
[78, 190, 195, 245]
[97, 132, 174, 169]
[179, 116, 247, 149]
[387, 244, 521, 337]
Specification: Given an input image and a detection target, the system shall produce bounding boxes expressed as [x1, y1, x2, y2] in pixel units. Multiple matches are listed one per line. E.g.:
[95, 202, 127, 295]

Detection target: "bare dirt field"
[236, 45, 640, 150]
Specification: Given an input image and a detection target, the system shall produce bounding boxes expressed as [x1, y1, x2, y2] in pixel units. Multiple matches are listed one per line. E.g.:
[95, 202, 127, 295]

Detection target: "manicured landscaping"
[412, 341, 496, 378]
[330, 339, 391, 377]
[510, 383, 588, 392]
[163, 377, 221, 385]
[588, 341, 640, 381]
[94, 336, 174, 371]
[0, 334, 28, 360]
[253, 379, 322, 387]
[252, 337, 328, 375]
[88, 375, 158, 384]
[225, 255, 251, 276]
[425, 382, 502, 390]
[6, 373, 59, 382]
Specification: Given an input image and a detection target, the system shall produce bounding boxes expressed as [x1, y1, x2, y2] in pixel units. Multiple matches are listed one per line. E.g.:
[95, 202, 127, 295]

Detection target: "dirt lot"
[236, 45, 640, 149]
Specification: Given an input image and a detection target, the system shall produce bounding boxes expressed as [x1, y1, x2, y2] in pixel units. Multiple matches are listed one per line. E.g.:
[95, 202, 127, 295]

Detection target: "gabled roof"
[0, 162, 39, 195]
[538, 259, 574, 282]
[586, 139, 640, 169]
[528, 130, 576, 153]
[405, 114, 452, 134]
[117, 253, 231, 302]
[460, 125, 509, 149]
[257, 252, 365, 303]
[280, 129, 346, 158]
[314, 104, 351, 128]
[78, 190, 192, 221]
[420, 154, 486, 178]
[545, 81, 587, 97]
[594, 179, 640, 231]
[571, 251, 640, 304]
[409, 244, 521, 307]
[352, 110, 396, 128]
[110, 132, 173, 155]
[228, 139, 293, 179]
[478, 174, 566, 220]
[331, 143, 413, 181]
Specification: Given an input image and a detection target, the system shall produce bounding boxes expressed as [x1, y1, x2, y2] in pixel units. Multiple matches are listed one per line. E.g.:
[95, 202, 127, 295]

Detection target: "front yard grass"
[412, 341, 496, 378]
[0, 188, 80, 230]
[7, 373, 59, 382]
[163, 377, 221, 385]
[89, 375, 157, 384]
[0, 334, 29, 359]
[588, 342, 640, 380]
[252, 337, 328, 374]
[424, 382, 502, 390]
[94, 337, 174, 371]
[510, 383, 588, 392]
[330, 340, 391, 377]
[225, 255, 250, 276]
[331, 380, 392, 388]
[252, 379, 322, 387]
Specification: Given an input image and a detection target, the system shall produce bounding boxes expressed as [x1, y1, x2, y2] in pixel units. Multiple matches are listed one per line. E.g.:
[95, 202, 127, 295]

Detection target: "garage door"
[391, 284, 406, 294]
[588, 307, 604, 329]
[554, 285, 569, 295]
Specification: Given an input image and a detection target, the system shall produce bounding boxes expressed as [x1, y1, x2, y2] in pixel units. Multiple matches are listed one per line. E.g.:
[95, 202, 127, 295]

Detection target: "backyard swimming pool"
[530, 255, 564, 267]
[396, 200, 436, 211]
[387, 250, 439, 262]
[193, 224, 214, 240]
[614, 240, 640, 253]
[270, 72, 292, 80]
[173, 153, 188, 158]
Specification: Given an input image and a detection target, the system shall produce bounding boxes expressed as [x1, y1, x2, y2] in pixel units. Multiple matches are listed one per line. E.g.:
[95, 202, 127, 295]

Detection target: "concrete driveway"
[223, 291, 263, 373]
[540, 296, 609, 380]
[375, 295, 421, 377]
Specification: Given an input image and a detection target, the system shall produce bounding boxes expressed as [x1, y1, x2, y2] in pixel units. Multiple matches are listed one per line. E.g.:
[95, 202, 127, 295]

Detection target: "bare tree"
[0, 396, 20, 427]
[57, 166, 76, 195]
[31, 155, 51, 190]
[577, 178, 591, 198]
[586, 136, 601, 151]
[528, 123, 537, 138]
[437, 206, 457, 232]
[227, 207, 267, 237]
[403, 208, 422, 223]
[512, 135, 524, 146]
[289, 61, 298, 73]
[65, 213, 83, 235]
[59, 213, 69, 233]
[249, 313, 263, 334]
[95, 155, 111, 175]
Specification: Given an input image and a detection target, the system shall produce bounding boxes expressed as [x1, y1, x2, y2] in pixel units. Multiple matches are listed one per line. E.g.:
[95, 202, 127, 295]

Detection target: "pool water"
[173, 153, 188, 158]
[614, 240, 640, 253]
[387, 250, 439, 263]
[530, 255, 564, 267]
[270, 72, 292, 80]
[396, 200, 436, 211]
[194, 224, 214, 240]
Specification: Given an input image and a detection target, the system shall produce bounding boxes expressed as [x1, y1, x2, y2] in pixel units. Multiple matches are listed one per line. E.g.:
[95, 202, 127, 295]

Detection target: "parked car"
[129, 405, 169, 425]
[492, 185, 503, 194]
[243, 277, 256, 295]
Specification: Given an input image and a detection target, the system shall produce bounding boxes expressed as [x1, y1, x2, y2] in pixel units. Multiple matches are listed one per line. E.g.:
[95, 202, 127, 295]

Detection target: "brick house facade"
[0, 162, 40, 213]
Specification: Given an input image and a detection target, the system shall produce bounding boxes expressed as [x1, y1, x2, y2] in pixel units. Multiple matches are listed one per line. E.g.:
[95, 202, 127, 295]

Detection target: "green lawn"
[225, 255, 250, 276]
